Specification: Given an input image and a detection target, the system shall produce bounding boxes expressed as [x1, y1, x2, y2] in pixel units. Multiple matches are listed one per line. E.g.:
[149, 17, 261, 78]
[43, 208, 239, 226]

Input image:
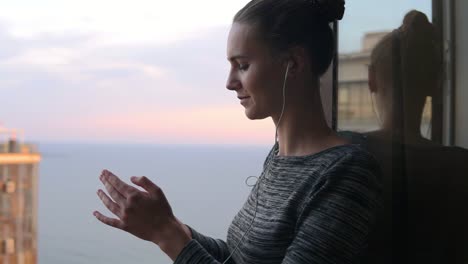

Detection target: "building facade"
[0, 127, 40, 264]
[338, 32, 389, 132]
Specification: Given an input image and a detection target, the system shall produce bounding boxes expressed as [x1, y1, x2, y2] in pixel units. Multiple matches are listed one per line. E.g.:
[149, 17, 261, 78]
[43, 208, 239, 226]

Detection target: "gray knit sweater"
[174, 142, 382, 264]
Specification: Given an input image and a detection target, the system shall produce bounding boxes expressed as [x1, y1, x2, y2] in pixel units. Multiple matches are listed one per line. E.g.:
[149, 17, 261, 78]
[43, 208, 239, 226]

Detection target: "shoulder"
[318, 143, 381, 173]
[329, 144, 380, 170]
[294, 145, 383, 234]
[291, 144, 382, 201]
[337, 130, 369, 146]
[318, 144, 382, 191]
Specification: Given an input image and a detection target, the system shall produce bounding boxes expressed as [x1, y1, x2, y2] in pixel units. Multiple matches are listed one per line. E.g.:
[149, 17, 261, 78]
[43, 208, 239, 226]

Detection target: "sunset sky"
[0, 0, 430, 146]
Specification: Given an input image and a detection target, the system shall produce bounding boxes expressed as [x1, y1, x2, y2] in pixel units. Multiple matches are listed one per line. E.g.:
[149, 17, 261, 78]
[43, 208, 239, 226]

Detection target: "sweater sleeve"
[173, 239, 235, 264]
[281, 153, 382, 264]
[174, 225, 236, 264]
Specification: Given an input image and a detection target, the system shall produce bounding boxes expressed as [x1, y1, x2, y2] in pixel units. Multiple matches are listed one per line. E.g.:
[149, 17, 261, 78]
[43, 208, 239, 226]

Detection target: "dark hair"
[370, 10, 442, 97]
[233, 0, 345, 76]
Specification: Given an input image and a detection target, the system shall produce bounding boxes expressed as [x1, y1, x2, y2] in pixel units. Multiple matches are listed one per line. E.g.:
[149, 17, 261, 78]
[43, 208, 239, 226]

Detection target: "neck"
[381, 103, 425, 143]
[272, 82, 345, 156]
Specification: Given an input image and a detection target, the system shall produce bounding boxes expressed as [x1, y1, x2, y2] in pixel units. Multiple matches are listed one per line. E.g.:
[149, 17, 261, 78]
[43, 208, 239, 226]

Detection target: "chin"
[244, 107, 269, 120]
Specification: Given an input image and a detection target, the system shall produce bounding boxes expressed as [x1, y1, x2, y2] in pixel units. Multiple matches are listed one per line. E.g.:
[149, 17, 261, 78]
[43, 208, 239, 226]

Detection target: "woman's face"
[226, 22, 287, 120]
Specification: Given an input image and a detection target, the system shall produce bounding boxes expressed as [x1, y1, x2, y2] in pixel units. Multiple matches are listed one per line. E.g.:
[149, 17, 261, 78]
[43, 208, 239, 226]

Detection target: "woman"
[94, 0, 381, 263]
[366, 10, 442, 146]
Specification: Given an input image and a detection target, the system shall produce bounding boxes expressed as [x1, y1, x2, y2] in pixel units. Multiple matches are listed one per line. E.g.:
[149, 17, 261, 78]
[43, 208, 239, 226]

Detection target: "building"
[338, 32, 388, 132]
[0, 127, 40, 264]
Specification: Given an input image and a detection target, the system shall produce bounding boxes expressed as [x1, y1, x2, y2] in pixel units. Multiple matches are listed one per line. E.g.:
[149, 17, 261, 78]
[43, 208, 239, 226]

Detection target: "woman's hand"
[93, 169, 191, 252]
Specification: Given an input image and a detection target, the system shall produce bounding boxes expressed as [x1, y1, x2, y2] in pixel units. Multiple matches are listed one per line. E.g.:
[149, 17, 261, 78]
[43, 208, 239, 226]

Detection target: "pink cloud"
[37, 105, 275, 146]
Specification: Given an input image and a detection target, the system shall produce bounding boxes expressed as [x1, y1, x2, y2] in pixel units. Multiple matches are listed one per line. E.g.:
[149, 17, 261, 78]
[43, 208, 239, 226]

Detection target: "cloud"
[0, 23, 23, 60]
[90, 105, 272, 145]
[0, 0, 248, 44]
[85, 26, 232, 103]
[0, 22, 258, 144]
[21, 105, 274, 146]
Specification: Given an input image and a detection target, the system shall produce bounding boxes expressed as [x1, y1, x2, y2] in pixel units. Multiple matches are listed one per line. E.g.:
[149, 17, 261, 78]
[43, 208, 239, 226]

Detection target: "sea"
[37, 143, 272, 264]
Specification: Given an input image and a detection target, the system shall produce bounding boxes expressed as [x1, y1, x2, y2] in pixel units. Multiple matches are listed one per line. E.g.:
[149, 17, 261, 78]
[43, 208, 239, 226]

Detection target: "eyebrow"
[228, 55, 249, 62]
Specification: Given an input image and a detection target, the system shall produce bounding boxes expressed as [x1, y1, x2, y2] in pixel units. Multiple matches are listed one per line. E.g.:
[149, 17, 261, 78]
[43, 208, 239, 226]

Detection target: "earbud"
[285, 61, 291, 80]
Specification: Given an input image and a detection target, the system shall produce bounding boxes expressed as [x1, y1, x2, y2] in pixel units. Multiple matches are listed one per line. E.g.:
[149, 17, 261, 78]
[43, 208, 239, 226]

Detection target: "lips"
[238, 96, 250, 100]
[239, 96, 250, 105]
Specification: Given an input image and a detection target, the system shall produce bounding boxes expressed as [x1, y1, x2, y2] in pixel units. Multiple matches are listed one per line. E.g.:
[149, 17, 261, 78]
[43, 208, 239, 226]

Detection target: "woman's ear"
[368, 66, 378, 94]
[286, 46, 307, 77]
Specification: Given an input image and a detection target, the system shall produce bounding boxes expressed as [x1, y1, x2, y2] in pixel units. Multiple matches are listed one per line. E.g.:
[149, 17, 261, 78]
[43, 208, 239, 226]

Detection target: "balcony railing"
[0, 143, 38, 154]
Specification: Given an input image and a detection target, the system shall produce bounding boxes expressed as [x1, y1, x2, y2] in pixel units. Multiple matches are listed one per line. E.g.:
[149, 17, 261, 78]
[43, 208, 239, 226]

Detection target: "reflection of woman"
[93, 1, 382, 263]
[367, 10, 441, 145]
[342, 10, 468, 264]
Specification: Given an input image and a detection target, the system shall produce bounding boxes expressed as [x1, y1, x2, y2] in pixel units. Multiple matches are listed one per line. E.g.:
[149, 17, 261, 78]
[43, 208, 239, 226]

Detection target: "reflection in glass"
[339, 9, 468, 264]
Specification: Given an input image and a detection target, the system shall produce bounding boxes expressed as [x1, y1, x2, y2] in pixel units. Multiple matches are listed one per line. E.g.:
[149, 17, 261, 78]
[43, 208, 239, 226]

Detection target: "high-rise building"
[0, 126, 40, 264]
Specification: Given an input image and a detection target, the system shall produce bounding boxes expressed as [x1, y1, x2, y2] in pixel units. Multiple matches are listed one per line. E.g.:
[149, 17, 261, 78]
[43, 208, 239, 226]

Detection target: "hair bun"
[314, 0, 345, 22]
[398, 10, 441, 97]
[401, 10, 432, 34]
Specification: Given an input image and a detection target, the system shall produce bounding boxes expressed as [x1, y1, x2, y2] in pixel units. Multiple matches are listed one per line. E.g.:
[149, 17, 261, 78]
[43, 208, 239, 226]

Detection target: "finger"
[131, 176, 160, 196]
[93, 211, 125, 230]
[101, 169, 138, 198]
[97, 189, 122, 218]
[100, 174, 126, 204]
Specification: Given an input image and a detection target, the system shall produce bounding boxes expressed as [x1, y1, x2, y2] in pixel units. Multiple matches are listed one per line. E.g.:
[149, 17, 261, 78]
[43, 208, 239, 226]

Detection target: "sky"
[0, 0, 431, 146]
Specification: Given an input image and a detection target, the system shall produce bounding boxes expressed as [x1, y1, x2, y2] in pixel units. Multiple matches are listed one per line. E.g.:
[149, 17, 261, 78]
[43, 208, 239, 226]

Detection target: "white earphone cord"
[222, 62, 290, 264]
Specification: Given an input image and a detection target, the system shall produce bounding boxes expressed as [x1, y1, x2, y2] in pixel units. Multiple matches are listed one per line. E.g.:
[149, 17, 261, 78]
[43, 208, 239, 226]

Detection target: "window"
[1, 238, 15, 254]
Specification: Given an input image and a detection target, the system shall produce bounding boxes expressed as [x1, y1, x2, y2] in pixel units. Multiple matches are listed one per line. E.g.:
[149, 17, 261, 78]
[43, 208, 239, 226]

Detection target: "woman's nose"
[226, 79, 240, 91]
[226, 81, 237, 91]
[226, 74, 240, 91]
[226, 69, 241, 90]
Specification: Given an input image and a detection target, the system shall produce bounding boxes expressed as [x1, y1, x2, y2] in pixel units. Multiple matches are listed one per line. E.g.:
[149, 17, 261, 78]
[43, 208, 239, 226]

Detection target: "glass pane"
[337, 1, 468, 263]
